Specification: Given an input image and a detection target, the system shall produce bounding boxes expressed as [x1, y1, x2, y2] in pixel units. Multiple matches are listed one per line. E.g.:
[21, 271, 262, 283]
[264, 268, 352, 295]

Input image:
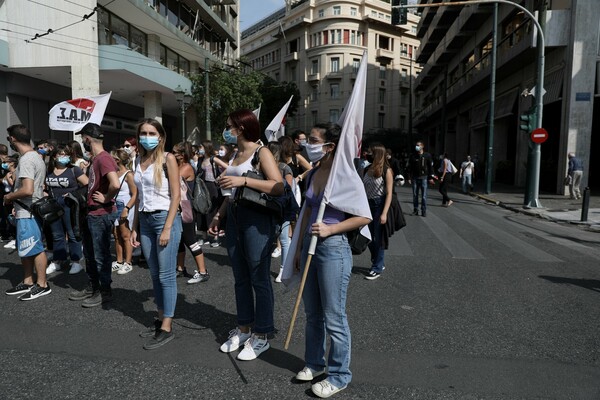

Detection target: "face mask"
[37, 148, 48, 155]
[223, 129, 238, 144]
[218, 149, 226, 157]
[56, 156, 71, 166]
[1, 163, 9, 170]
[83, 141, 91, 152]
[305, 143, 327, 163]
[198, 149, 205, 156]
[299, 139, 307, 146]
[83, 151, 91, 161]
[139, 136, 160, 151]
[366, 154, 374, 163]
[415, 145, 421, 152]
[122, 146, 133, 155]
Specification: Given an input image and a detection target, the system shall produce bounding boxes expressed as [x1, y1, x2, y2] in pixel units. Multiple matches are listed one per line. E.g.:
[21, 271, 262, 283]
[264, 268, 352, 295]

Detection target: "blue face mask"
[415, 145, 422, 152]
[56, 156, 71, 166]
[139, 136, 160, 150]
[1, 163, 9, 170]
[37, 148, 48, 155]
[223, 129, 238, 145]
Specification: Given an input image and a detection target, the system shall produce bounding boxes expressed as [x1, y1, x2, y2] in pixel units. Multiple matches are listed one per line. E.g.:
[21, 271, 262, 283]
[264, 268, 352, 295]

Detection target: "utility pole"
[485, 3, 498, 195]
[205, 57, 211, 141]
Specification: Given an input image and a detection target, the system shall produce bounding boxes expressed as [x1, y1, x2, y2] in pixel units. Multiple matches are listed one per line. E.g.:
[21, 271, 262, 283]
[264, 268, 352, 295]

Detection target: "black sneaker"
[6, 282, 33, 296]
[421, 210, 426, 217]
[81, 289, 112, 308]
[143, 329, 175, 350]
[412, 210, 419, 216]
[139, 319, 162, 338]
[68, 283, 96, 301]
[19, 283, 52, 301]
[365, 271, 381, 280]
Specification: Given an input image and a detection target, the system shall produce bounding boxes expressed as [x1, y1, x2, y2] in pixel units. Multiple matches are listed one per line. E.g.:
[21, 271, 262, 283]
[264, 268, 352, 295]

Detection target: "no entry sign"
[531, 128, 548, 144]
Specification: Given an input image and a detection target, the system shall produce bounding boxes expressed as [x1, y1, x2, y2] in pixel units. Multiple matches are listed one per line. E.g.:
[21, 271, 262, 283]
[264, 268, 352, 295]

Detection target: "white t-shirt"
[14, 151, 46, 219]
[461, 161, 474, 176]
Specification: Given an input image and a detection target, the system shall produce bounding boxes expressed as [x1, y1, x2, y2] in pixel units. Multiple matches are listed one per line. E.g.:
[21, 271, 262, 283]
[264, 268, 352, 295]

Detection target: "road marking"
[420, 211, 485, 259]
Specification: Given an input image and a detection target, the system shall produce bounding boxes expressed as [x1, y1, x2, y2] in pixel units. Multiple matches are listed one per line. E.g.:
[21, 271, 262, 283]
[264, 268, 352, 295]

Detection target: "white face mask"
[122, 146, 133, 155]
[305, 143, 327, 163]
[218, 149, 226, 157]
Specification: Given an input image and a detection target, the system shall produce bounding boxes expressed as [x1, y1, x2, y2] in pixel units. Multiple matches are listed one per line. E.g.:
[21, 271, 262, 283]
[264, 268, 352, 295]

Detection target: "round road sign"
[531, 128, 548, 144]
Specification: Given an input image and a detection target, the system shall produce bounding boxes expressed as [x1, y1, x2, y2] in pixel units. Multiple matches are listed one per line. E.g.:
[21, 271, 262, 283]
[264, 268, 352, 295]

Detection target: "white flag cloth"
[253, 104, 261, 119]
[49, 92, 112, 133]
[282, 51, 371, 287]
[265, 95, 293, 142]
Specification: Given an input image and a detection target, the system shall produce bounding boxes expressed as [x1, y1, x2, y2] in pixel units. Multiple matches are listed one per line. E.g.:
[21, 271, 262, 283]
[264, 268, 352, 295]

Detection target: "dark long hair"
[228, 109, 260, 142]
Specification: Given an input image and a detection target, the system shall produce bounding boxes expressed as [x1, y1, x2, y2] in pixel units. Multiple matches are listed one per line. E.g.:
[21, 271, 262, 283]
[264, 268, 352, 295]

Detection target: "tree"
[257, 76, 300, 135]
[191, 62, 262, 140]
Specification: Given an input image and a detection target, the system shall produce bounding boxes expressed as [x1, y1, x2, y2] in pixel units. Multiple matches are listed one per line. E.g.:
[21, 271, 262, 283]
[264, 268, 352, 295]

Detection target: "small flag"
[265, 95, 293, 142]
[49, 92, 111, 133]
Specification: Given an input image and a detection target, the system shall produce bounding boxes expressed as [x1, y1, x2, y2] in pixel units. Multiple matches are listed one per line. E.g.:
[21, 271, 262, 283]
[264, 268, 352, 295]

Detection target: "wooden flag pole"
[284, 253, 313, 350]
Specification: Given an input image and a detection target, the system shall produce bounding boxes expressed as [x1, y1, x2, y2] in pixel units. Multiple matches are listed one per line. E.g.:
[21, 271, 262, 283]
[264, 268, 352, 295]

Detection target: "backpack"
[192, 172, 212, 214]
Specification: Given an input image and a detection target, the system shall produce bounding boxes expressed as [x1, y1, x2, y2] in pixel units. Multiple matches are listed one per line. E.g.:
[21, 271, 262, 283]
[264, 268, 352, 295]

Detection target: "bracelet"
[125, 205, 131, 211]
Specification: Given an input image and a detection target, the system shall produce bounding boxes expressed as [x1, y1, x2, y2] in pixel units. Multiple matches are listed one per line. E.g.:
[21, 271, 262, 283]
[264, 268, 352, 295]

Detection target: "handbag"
[15, 196, 64, 224]
[179, 178, 194, 224]
[347, 228, 370, 255]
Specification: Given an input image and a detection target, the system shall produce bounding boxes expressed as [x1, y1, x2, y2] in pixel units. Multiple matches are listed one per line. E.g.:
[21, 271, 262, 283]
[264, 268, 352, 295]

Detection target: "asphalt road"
[1, 187, 599, 400]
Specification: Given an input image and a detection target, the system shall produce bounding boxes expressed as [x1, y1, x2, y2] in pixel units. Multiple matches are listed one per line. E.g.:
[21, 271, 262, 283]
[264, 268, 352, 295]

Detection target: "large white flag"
[265, 95, 293, 142]
[282, 51, 371, 287]
[253, 104, 262, 119]
[49, 92, 111, 133]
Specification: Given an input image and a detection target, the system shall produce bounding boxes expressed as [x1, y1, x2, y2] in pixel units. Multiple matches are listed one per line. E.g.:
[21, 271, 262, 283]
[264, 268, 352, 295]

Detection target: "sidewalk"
[460, 182, 600, 231]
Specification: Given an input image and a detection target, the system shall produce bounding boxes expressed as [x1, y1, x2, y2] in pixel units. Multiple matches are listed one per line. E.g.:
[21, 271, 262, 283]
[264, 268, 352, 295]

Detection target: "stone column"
[144, 91, 162, 124]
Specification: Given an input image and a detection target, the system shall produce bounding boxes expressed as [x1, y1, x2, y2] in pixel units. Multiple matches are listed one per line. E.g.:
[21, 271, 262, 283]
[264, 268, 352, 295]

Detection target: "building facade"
[241, 0, 421, 141]
[0, 0, 239, 148]
[413, 0, 599, 193]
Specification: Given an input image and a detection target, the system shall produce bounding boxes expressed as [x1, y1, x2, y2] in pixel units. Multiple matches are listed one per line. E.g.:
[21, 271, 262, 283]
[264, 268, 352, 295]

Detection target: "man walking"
[4, 124, 51, 300]
[68, 123, 119, 307]
[567, 152, 584, 200]
[407, 141, 435, 217]
[460, 155, 475, 194]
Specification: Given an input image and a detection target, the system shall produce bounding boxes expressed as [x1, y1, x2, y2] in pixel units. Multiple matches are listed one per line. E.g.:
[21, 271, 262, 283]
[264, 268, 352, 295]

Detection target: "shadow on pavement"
[539, 275, 600, 294]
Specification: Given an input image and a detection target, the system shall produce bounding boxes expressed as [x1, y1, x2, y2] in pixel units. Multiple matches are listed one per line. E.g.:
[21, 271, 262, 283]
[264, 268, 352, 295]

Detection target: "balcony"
[376, 48, 395, 61]
[284, 51, 299, 63]
[307, 72, 320, 82]
[327, 71, 342, 79]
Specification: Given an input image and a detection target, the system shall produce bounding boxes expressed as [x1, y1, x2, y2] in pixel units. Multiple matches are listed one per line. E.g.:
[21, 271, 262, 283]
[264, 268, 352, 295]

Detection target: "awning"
[470, 102, 489, 128]
[494, 89, 518, 119]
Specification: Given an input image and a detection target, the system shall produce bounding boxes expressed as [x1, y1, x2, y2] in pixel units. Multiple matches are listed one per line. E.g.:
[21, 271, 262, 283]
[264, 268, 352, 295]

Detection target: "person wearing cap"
[68, 123, 119, 307]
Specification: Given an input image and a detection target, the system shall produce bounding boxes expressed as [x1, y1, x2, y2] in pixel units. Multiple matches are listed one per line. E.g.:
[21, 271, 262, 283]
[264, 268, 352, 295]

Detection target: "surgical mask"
[1, 163, 9, 170]
[198, 149, 205, 156]
[122, 146, 133, 155]
[305, 143, 327, 163]
[415, 145, 421, 152]
[56, 156, 71, 166]
[218, 149, 226, 157]
[83, 151, 91, 161]
[223, 129, 238, 144]
[139, 136, 160, 150]
[37, 148, 48, 155]
[299, 139, 307, 146]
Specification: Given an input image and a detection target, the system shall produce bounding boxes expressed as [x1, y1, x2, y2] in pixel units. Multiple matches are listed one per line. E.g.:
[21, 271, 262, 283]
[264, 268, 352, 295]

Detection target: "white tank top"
[115, 171, 131, 204]
[226, 150, 257, 199]
[134, 160, 171, 212]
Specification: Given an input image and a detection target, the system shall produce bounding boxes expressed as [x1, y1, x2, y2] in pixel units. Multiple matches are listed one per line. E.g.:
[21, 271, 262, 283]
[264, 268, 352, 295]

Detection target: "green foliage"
[258, 77, 300, 130]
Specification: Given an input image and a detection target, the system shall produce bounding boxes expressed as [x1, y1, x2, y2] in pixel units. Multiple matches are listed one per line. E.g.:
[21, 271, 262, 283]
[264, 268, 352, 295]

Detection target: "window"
[352, 59, 360, 73]
[329, 109, 340, 122]
[311, 86, 319, 101]
[318, 9, 324, 17]
[333, 6, 341, 15]
[379, 64, 386, 79]
[378, 89, 386, 104]
[311, 59, 319, 74]
[330, 57, 340, 73]
[371, 10, 377, 17]
[401, 68, 408, 80]
[401, 91, 407, 106]
[290, 66, 297, 81]
[378, 35, 391, 50]
[378, 113, 385, 128]
[330, 83, 340, 99]
[350, 7, 357, 16]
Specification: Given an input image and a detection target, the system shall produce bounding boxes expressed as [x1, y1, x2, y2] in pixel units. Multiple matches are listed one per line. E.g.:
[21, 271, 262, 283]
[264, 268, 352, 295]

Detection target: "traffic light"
[519, 106, 537, 134]
[392, 0, 408, 25]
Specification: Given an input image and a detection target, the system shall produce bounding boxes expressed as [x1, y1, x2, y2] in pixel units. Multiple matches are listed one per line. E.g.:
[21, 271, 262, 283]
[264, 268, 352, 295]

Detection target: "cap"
[79, 123, 104, 139]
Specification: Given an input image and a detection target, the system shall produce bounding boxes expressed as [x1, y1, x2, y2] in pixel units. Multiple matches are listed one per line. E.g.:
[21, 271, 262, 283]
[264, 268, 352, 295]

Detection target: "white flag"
[49, 92, 111, 133]
[282, 51, 371, 287]
[253, 104, 262, 119]
[265, 95, 293, 142]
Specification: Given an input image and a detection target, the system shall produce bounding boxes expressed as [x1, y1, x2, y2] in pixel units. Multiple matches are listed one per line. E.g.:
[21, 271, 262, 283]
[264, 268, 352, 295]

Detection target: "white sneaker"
[219, 328, 252, 353]
[69, 262, 83, 274]
[275, 266, 283, 283]
[210, 241, 220, 248]
[4, 239, 16, 249]
[237, 333, 270, 361]
[117, 262, 133, 275]
[271, 247, 281, 258]
[111, 261, 122, 272]
[311, 380, 347, 398]
[295, 366, 325, 382]
[46, 262, 61, 274]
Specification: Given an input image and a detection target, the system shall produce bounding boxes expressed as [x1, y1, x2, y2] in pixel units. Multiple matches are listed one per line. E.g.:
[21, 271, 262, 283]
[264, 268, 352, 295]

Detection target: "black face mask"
[83, 140, 91, 152]
[7, 137, 16, 152]
[366, 154, 374, 163]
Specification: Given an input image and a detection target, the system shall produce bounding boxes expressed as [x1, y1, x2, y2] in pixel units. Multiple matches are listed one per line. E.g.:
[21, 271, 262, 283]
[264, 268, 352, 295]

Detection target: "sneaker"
[139, 319, 162, 338]
[5, 281, 33, 296]
[117, 262, 133, 275]
[19, 283, 52, 301]
[69, 262, 83, 274]
[365, 271, 381, 280]
[81, 289, 112, 308]
[220, 327, 252, 353]
[421, 210, 426, 217]
[197, 239, 204, 246]
[176, 267, 191, 278]
[4, 239, 16, 249]
[210, 240, 220, 248]
[111, 261, 123, 272]
[187, 271, 210, 284]
[237, 333, 270, 361]
[275, 266, 283, 283]
[412, 209, 419, 216]
[68, 283, 96, 301]
[143, 329, 175, 350]
[46, 262, 61, 274]
[311, 380, 347, 398]
[447, 200, 453, 207]
[271, 247, 281, 258]
[295, 366, 325, 382]
[218, 230, 225, 237]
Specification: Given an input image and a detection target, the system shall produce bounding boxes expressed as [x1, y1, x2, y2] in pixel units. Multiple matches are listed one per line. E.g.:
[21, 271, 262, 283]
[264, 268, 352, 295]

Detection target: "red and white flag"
[265, 95, 293, 142]
[49, 92, 111, 133]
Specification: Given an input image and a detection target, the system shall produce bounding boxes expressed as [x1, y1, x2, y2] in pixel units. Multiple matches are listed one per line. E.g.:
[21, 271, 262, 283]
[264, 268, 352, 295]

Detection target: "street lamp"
[174, 85, 193, 141]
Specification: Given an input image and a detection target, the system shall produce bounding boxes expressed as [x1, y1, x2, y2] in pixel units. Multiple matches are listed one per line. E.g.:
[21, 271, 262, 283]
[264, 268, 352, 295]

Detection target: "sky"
[239, 0, 286, 31]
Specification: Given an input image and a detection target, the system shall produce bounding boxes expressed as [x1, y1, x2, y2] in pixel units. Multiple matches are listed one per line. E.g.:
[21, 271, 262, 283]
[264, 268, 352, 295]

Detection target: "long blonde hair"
[137, 118, 167, 188]
[369, 143, 389, 178]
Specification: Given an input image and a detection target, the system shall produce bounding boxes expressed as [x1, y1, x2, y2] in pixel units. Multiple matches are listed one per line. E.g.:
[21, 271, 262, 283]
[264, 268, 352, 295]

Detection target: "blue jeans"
[462, 174, 472, 193]
[83, 212, 118, 290]
[50, 200, 82, 262]
[226, 203, 277, 334]
[279, 220, 291, 266]
[367, 197, 385, 273]
[412, 177, 428, 212]
[139, 211, 182, 318]
[301, 233, 352, 388]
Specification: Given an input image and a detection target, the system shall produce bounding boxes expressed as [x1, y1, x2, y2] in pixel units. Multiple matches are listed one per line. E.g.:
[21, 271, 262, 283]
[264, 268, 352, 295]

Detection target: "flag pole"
[284, 200, 326, 349]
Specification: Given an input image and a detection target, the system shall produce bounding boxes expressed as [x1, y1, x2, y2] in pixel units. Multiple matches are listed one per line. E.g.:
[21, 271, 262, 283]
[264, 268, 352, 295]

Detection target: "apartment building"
[413, 0, 599, 192]
[0, 0, 239, 148]
[241, 0, 421, 139]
